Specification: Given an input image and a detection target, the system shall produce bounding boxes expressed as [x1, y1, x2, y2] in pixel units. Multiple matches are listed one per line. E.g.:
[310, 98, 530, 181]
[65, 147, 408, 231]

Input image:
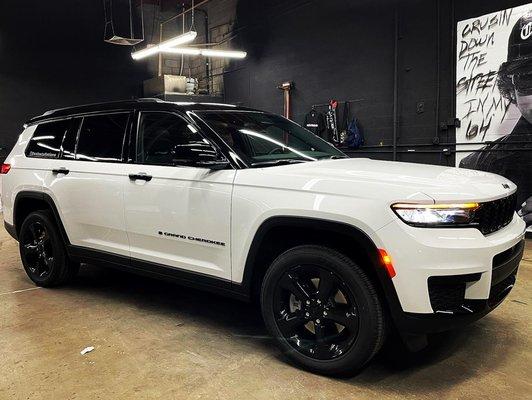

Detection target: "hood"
[245, 158, 517, 203]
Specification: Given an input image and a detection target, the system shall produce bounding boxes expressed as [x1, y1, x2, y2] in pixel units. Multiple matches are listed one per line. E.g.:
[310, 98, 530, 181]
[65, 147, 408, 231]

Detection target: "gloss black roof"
[25, 98, 257, 126]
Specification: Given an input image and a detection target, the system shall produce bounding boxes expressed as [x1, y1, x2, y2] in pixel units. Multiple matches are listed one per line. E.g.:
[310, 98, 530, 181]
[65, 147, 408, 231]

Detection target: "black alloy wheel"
[261, 245, 386, 376]
[19, 210, 79, 287]
[21, 220, 54, 280]
[273, 264, 359, 360]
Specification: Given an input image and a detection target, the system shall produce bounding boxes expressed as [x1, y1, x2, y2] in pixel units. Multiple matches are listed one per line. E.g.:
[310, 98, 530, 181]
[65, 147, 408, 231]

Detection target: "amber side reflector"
[378, 249, 396, 278]
[0, 163, 11, 174]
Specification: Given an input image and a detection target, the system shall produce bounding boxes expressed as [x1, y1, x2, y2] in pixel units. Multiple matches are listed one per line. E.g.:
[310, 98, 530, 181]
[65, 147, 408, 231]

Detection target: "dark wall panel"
[227, 0, 396, 148]
[1, 0, 530, 165]
[225, 0, 531, 166]
[0, 0, 149, 160]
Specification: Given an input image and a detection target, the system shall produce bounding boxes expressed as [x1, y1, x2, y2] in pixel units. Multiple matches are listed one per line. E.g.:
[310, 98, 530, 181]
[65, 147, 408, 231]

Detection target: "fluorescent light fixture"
[162, 47, 247, 59]
[159, 31, 197, 49]
[132, 31, 197, 60]
[162, 47, 201, 56]
[131, 44, 160, 60]
[201, 49, 247, 59]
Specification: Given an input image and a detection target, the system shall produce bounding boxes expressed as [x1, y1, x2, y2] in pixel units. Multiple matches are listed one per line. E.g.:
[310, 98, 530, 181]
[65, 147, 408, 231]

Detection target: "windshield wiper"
[251, 159, 309, 167]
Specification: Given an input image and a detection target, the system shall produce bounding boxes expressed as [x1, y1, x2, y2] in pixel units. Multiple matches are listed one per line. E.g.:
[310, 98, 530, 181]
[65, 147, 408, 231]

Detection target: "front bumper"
[374, 213, 526, 334]
[393, 242, 522, 335]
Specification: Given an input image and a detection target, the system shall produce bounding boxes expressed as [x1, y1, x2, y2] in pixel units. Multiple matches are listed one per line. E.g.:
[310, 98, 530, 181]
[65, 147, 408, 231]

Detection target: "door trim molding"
[67, 245, 250, 301]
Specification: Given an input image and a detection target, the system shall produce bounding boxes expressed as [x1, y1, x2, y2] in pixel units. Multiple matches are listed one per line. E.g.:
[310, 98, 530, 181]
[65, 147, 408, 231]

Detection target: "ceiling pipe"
[161, 0, 211, 26]
[195, 8, 210, 94]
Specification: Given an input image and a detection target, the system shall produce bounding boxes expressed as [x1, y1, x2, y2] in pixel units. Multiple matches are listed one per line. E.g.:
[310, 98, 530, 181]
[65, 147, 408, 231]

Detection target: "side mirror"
[195, 160, 231, 170]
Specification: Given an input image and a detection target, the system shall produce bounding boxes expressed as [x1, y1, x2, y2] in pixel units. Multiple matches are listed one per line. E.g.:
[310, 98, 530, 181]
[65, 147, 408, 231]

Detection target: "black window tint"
[138, 112, 217, 166]
[76, 113, 129, 162]
[60, 118, 81, 160]
[26, 120, 71, 159]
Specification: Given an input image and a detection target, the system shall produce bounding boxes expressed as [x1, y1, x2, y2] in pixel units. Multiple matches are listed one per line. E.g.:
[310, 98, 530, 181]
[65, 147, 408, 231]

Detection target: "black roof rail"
[24, 98, 256, 126]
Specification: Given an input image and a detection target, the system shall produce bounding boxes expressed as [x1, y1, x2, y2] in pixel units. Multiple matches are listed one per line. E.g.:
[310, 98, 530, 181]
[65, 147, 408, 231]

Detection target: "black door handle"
[129, 173, 152, 182]
[52, 168, 69, 175]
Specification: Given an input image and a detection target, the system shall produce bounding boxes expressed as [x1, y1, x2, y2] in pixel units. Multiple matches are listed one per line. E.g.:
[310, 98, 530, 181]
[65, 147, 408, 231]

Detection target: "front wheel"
[19, 210, 79, 287]
[261, 245, 385, 376]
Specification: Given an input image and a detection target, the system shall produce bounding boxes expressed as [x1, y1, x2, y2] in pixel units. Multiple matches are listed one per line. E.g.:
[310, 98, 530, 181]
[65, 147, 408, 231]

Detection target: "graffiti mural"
[456, 4, 532, 227]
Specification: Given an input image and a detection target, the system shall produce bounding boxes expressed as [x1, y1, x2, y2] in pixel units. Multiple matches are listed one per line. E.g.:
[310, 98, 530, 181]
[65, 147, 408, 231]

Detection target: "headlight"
[391, 202, 479, 227]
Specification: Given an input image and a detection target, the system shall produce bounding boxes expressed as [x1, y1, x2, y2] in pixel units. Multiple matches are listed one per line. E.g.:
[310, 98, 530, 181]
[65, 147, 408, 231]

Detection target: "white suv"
[1, 99, 527, 375]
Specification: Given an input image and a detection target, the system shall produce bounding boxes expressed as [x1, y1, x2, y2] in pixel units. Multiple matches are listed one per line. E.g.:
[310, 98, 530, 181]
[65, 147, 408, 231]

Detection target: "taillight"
[1, 163, 11, 174]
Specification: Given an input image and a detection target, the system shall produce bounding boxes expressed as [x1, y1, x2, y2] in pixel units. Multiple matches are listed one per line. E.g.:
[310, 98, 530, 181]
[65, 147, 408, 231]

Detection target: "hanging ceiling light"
[201, 49, 247, 59]
[162, 47, 247, 59]
[132, 31, 197, 60]
[162, 47, 201, 56]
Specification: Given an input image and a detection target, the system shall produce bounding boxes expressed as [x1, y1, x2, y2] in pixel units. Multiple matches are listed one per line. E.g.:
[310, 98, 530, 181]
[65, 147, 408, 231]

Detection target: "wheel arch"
[13, 191, 70, 245]
[239, 216, 403, 316]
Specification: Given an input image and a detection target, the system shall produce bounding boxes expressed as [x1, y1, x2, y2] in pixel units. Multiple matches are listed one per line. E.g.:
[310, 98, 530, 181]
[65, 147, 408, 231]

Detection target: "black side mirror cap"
[195, 160, 231, 170]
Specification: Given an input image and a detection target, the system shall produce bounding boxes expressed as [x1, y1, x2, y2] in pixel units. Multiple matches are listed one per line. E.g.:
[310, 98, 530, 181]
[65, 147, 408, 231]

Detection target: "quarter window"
[26, 120, 71, 159]
[137, 112, 218, 166]
[76, 113, 129, 162]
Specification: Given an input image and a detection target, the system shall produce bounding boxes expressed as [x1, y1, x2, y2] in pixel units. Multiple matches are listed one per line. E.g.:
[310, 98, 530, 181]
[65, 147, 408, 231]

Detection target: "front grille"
[473, 193, 517, 235]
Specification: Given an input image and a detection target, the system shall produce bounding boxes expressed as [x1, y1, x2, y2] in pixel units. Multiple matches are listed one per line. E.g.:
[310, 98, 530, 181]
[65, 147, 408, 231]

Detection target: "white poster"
[456, 4, 532, 223]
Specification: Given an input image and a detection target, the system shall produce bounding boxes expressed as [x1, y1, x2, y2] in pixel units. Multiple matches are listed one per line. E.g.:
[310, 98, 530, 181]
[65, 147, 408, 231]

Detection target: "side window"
[76, 113, 129, 162]
[137, 112, 218, 166]
[26, 120, 71, 159]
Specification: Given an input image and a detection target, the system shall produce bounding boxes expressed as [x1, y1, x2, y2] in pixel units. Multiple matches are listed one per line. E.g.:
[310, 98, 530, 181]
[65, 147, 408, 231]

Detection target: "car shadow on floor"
[349, 320, 516, 396]
[68, 263, 513, 392]
[70, 264, 268, 341]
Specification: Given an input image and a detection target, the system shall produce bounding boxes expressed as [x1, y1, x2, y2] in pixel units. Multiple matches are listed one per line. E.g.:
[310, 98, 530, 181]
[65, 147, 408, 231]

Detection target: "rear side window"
[26, 120, 71, 159]
[76, 113, 129, 162]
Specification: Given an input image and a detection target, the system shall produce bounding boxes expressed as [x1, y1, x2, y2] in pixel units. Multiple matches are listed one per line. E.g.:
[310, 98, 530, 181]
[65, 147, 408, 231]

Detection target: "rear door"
[44, 112, 132, 256]
[122, 111, 235, 280]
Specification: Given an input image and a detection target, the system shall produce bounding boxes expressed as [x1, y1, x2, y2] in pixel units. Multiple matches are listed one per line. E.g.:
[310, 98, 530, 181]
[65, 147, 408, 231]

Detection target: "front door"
[123, 111, 235, 280]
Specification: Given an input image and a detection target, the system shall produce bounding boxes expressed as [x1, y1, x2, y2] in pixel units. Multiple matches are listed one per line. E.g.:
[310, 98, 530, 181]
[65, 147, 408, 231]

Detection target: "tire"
[261, 245, 385, 376]
[19, 210, 79, 287]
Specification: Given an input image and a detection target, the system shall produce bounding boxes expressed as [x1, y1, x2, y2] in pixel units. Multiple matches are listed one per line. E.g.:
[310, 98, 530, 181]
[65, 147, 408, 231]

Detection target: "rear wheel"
[19, 210, 79, 287]
[261, 245, 385, 376]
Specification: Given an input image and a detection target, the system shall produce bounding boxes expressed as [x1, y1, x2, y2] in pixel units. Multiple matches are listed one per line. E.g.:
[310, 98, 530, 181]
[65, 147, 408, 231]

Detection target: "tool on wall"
[277, 81, 294, 119]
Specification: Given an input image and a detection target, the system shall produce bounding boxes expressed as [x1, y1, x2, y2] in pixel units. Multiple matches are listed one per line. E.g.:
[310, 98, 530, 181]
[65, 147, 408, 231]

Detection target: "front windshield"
[195, 111, 346, 166]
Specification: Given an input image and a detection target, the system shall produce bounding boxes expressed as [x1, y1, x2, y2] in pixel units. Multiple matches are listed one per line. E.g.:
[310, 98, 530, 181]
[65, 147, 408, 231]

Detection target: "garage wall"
[0, 0, 150, 161]
[1, 0, 529, 165]
[223, 0, 531, 165]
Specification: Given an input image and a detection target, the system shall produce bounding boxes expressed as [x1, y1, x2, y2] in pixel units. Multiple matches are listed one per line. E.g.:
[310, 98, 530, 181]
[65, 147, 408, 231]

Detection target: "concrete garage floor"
[0, 224, 531, 399]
